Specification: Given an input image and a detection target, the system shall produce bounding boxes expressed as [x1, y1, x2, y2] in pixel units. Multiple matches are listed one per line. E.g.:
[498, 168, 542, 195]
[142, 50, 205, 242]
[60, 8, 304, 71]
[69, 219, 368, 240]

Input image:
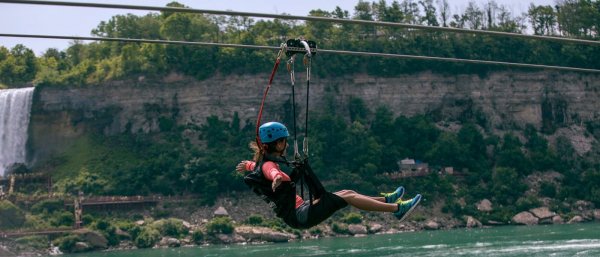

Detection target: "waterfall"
[0, 87, 35, 177]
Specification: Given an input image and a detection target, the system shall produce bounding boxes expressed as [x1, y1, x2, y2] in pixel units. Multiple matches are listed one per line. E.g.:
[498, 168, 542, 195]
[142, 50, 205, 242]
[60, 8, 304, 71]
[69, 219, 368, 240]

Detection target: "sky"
[0, 0, 556, 55]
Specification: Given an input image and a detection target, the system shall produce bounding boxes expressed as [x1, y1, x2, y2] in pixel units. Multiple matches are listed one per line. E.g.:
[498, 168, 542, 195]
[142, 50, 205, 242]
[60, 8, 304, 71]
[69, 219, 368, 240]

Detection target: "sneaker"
[381, 186, 405, 203]
[393, 194, 422, 222]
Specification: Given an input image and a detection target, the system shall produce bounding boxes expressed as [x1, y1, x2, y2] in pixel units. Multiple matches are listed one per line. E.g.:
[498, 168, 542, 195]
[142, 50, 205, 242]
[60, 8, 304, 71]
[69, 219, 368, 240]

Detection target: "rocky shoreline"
[3, 195, 599, 257]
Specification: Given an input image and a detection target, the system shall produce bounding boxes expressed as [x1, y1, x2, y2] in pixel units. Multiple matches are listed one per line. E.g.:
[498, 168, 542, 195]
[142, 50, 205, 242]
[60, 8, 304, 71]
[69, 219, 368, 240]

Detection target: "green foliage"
[92, 219, 119, 246]
[23, 214, 51, 230]
[134, 227, 161, 248]
[540, 181, 557, 198]
[245, 214, 264, 226]
[192, 230, 204, 244]
[53, 235, 80, 253]
[491, 167, 527, 205]
[206, 217, 234, 235]
[151, 218, 188, 238]
[0, 200, 26, 229]
[15, 235, 49, 250]
[341, 212, 363, 224]
[516, 195, 541, 212]
[0, 45, 37, 85]
[49, 211, 74, 227]
[31, 199, 65, 215]
[331, 222, 349, 234]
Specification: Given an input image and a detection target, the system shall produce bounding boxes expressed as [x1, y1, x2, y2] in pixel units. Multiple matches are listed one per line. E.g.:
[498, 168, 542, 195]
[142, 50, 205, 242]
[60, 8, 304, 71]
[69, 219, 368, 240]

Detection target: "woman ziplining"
[236, 38, 422, 229]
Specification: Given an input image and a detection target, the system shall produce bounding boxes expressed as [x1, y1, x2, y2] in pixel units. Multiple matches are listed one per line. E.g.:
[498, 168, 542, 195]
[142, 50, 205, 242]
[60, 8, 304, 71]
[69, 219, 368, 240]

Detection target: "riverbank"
[2, 193, 599, 256]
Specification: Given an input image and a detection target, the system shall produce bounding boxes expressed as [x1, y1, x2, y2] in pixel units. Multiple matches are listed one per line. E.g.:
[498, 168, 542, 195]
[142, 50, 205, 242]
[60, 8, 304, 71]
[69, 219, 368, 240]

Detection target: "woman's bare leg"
[334, 190, 397, 212]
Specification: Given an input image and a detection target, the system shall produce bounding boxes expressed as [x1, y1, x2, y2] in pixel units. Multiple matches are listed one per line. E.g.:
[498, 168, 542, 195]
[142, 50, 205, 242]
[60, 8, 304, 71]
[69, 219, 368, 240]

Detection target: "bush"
[93, 219, 119, 246]
[151, 218, 188, 238]
[206, 217, 234, 235]
[540, 182, 557, 198]
[516, 195, 541, 212]
[245, 214, 264, 226]
[53, 235, 80, 253]
[0, 200, 26, 229]
[15, 235, 48, 250]
[128, 225, 142, 241]
[50, 211, 74, 227]
[82, 214, 94, 226]
[23, 214, 50, 230]
[192, 230, 204, 244]
[31, 199, 64, 214]
[341, 212, 363, 224]
[134, 227, 160, 248]
[331, 222, 349, 234]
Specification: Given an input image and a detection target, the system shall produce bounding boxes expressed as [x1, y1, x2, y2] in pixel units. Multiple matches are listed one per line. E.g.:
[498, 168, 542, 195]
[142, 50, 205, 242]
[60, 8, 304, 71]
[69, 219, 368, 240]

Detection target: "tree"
[419, 0, 439, 26]
[528, 4, 557, 35]
[437, 0, 450, 27]
[491, 167, 526, 205]
[0, 44, 37, 85]
[463, 1, 484, 30]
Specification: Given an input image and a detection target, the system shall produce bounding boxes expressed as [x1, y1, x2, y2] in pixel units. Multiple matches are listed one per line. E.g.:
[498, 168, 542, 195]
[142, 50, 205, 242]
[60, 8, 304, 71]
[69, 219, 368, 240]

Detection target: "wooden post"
[74, 191, 84, 229]
[8, 175, 15, 194]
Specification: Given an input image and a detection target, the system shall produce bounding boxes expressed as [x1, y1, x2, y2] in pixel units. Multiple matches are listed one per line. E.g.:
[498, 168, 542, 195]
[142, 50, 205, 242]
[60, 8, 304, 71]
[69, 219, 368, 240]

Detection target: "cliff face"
[28, 71, 600, 164]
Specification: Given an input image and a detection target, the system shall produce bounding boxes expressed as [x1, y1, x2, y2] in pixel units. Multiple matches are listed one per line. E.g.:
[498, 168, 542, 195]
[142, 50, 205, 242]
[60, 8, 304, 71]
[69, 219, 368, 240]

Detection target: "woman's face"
[274, 138, 288, 154]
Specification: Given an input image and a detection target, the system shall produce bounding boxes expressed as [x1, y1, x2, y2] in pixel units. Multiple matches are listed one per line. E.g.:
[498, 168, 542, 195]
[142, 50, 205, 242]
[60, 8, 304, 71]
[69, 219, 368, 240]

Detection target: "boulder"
[135, 220, 145, 226]
[233, 234, 246, 243]
[368, 223, 383, 234]
[530, 207, 556, 219]
[235, 226, 296, 243]
[424, 220, 440, 230]
[115, 227, 131, 240]
[476, 199, 493, 212]
[574, 200, 593, 211]
[594, 209, 600, 221]
[568, 215, 584, 224]
[0, 246, 15, 257]
[159, 237, 181, 247]
[511, 211, 538, 225]
[465, 216, 482, 228]
[74, 230, 108, 249]
[74, 242, 90, 252]
[486, 220, 505, 226]
[552, 215, 564, 224]
[348, 224, 368, 235]
[214, 233, 233, 244]
[182, 221, 193, 230]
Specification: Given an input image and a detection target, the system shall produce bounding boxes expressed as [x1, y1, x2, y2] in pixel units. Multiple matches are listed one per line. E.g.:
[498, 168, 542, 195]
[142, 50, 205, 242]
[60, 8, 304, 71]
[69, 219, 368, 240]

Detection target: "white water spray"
[0, 87, 35, 176]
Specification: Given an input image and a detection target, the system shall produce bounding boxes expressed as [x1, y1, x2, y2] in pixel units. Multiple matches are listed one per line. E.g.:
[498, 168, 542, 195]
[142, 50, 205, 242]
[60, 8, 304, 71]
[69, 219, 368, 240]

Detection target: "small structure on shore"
[214, 206, 229, 217]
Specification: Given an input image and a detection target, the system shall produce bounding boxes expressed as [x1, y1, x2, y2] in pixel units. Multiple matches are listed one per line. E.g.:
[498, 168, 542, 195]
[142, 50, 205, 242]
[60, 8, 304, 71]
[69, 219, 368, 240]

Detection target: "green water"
[62, 223, 600, 257]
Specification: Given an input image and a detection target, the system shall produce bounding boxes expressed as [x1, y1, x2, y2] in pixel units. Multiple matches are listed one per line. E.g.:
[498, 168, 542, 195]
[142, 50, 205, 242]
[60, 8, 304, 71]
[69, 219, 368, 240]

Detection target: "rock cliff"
[28, 71, 600, 164]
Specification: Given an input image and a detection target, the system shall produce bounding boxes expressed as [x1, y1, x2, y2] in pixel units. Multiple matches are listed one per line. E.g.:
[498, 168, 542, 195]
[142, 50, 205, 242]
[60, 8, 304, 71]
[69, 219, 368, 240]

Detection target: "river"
[61, 222, 600, 257]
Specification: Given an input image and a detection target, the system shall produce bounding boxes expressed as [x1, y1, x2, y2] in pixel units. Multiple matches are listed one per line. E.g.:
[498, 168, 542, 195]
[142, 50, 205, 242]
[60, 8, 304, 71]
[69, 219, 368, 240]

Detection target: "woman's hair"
[249, 138, 285, 162]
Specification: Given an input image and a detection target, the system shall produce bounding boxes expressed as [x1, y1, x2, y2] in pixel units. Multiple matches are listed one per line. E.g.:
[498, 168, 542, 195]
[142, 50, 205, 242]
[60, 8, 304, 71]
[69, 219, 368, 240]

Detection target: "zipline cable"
[1, 33, 599, 74]
[1, 0, 599, 46]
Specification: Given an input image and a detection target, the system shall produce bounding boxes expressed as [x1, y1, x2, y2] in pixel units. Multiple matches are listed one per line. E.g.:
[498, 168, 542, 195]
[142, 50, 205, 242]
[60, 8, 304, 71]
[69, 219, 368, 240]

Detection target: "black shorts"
[295, 191, 348, 228]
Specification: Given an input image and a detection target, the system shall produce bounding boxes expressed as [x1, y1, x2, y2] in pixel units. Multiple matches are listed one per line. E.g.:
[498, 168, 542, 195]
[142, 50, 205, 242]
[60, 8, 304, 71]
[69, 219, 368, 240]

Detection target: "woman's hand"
[272, 175, 283, 192]
[236, 161, 249, 173]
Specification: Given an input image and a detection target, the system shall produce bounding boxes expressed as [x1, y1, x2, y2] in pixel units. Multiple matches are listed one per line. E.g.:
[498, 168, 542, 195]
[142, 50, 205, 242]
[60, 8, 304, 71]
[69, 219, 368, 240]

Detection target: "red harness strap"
[256, 44, 286, 146]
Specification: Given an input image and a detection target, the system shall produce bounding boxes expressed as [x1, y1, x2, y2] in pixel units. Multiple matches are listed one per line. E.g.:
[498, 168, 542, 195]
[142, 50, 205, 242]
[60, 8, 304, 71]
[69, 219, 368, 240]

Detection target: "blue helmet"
[259, 122, 289, 143]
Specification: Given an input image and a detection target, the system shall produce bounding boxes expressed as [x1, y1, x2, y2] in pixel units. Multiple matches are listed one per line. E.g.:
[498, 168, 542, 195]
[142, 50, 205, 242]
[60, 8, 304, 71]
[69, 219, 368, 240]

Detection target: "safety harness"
[244, 38, 326, 228]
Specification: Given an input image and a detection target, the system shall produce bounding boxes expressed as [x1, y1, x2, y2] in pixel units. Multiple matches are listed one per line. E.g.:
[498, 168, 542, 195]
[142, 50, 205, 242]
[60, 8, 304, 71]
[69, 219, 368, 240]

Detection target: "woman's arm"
[235, 160, 256, 173]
